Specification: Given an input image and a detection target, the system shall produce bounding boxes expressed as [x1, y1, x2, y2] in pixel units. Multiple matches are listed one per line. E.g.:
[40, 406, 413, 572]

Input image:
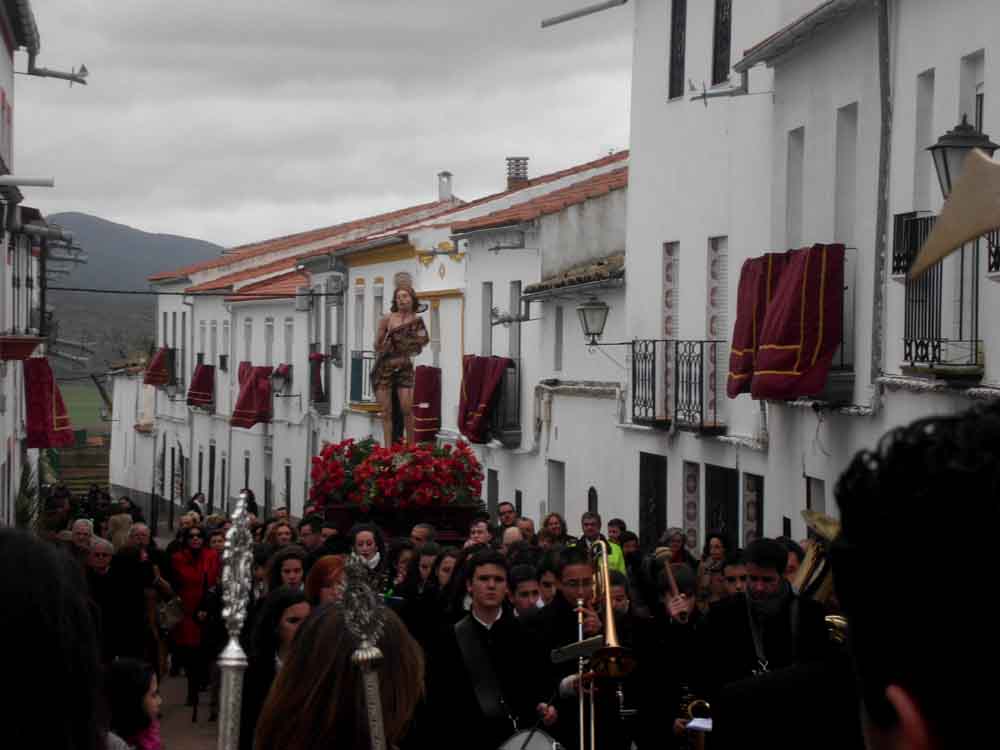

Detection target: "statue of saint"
[372, 284, 429, 445]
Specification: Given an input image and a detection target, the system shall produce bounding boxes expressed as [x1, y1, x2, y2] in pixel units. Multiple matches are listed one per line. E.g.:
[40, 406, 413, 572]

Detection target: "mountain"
[45, 212, 224, 374]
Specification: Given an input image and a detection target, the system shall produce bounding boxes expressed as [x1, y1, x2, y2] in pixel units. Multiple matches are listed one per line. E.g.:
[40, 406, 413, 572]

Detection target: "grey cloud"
[17, 0, 631, 246]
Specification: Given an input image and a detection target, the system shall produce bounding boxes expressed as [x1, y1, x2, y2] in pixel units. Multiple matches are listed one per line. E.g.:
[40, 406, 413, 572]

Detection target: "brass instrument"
[660, 550, 688, 623]
[678, 687, 711, 750]
[575, 540, 636, 750]
[796, 510, 850, 646]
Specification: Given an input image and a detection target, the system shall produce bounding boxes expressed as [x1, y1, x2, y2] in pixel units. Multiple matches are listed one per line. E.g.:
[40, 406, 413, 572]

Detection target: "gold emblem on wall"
[438, 263, 446, 279]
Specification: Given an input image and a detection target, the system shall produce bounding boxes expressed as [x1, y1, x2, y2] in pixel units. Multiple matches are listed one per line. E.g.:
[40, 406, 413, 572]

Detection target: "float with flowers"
[308, 438, 485, 540]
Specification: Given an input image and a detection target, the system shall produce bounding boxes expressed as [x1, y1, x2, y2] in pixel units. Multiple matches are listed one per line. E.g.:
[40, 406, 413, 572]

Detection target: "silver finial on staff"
[217, 491, 253, 750]
[342, 559, 388, 750]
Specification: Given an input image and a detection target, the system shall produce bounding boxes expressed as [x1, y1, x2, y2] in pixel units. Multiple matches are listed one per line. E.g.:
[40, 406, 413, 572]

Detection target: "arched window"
[587, 487, 598, 515]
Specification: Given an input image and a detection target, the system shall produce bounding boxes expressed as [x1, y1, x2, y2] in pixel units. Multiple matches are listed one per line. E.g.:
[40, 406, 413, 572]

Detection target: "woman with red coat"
[170, 525, 221, 710]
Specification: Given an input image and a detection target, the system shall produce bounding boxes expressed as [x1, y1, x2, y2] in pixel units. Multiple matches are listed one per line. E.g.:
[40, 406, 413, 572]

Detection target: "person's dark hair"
[441, 543, 488, 616]
[321, 521, 339, 533]
[0, 530, 105, 750]
[255, 604, 423, 750]
[347, 523, 386, 557]
[412, 522, 436, 542]
[298, 515, 323, 534]
[608, 518, 626, 533]
[557, 545, 591, 578]
[508, 563, 538, 590]
[832, 404, 1000, 745]
[608, 569, 629, 592]
[498, 501, 515, 513]
[106, 658, 154, 740]
[386, 539, 415, 580]
[179, 524, 206, 550]
[580, 510, 602, 525]
[468, 516, 491, 533]
[618, 530, 639, 547]
[249, 586, 308, 665]
[722, 550, 745, 570]
[537, 549, 560, 581]
[253, 543, 275, 569]
[506, 541, 542, 568]
[775, 536, 805, 566]
[267, 545, 307, 592]
[745, 538, 788, 575]
[542, 512, 568, 538]
[389, 284, 421, 313]
[702, 530, 730, 560]
[468, 549, 509, 578]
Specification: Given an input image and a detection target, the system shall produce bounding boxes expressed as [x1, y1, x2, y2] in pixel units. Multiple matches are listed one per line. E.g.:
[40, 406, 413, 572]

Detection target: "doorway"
[547, 460, 566, 518]
[705, 464, 739, 543]
[487, 469, 499, 518]
[638, 452, 667, 550]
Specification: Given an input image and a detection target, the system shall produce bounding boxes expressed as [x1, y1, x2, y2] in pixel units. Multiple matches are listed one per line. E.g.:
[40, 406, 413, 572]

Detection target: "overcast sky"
[16, 1, 632, 247]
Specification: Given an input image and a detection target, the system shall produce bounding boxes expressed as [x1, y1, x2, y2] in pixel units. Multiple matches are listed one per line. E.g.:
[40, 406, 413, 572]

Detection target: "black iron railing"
[674, 340, 727, 434]
[631, 339, 671, 427]
[349, 350, 376, 403]
[631, 339, 726, 433]
[895, 212, 983, 371]
[987, 229, 1000, 274]
[490, 358, 521, 448]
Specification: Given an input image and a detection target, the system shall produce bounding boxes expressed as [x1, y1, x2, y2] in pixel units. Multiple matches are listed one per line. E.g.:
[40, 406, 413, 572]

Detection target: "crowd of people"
[3, 399, 996, 750]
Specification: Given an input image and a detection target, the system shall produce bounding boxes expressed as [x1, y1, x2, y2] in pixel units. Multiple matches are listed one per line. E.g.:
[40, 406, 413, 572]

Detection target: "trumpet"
[678, 688, 711, 750]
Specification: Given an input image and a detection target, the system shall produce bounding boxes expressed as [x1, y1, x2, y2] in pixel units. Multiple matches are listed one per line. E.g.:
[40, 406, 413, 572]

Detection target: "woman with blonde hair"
[254, 602, 424, 750]
[108, 512, 134, 551]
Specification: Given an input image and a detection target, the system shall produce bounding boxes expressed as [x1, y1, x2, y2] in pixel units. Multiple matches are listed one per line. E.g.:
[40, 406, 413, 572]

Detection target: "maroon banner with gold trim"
[727, 253, 790, 398]
[230, 366, 273, 428]
[459, 355, 512, 443]
[412, 365, 442, 443]
[143, 346, 171, 387]
[24, 358, 75, 448]
[186, 364, 215, 408]
[750, 244, 845, 400]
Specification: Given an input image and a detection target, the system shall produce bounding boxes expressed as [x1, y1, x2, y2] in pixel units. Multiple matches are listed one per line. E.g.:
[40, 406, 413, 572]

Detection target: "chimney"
[506, 156, 529, 190]
[437, 170, 453, 202]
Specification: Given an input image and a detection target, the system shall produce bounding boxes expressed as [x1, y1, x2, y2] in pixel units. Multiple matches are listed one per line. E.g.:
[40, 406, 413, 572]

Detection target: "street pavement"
[158, 668, 217, 750]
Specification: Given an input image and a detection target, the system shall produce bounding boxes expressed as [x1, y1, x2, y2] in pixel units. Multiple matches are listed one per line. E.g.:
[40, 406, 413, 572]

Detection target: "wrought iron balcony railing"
[349, 350, 377, 404]
[631, 339, 727, 434]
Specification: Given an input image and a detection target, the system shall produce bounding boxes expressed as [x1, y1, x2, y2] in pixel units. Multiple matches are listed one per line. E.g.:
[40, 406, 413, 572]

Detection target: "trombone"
[577, 540, 636, 750]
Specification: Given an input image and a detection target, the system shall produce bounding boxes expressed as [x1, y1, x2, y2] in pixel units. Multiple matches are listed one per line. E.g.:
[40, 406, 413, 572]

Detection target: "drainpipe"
[27, 53, 88, 85]
[868, 0, 893, 415]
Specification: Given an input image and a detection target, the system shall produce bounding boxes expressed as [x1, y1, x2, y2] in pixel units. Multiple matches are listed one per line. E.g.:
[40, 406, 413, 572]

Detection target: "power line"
[48, 286, 327, 298]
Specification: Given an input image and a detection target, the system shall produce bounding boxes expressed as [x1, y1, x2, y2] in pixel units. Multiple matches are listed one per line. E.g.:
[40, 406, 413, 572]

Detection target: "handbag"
[158, 596, 185, 631]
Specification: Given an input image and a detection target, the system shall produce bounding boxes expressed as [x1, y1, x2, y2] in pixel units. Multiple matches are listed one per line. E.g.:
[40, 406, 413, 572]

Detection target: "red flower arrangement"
[309, 439, 483, 511]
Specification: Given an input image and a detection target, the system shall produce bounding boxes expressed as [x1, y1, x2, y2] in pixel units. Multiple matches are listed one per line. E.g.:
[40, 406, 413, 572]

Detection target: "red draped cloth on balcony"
[750, 243, 845, 400]
[186, 364, 215, 408]
[230, 366, 274, 428]
[412, 365, 441, 444]
[727, 253, 789, 398]
[458, 355, 512, 443]
[309, 353, 326, 403]
[144, 347, 171, 387]
[237, 361, 253, 387]
[23, 358, 74, 448]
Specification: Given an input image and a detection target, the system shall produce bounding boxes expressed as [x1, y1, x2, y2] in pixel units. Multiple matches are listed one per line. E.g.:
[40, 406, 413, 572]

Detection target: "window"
[481, 282, 493, 356]
[587, 487, 598, 515]
[913, 70, 936, 212]
[711, 0, 732, 86]
[668, 0, 687, 100]
[554, 306, 564, 371]
[430, 301, 441, 367]
[220, 455, 228, 514]
[243, 319, 252, 362]
[199, 321, 207, 359]
[786, 127, 805, 248]
[265, 318, 275, 366]
[162, 312, 168, 347]
[835, 104, 859, 246]
[243, 452, 251, 490]
[284, 318, 294, 365]
[373, 282, 384, 335]
[180, 311, 187, 388]
[284, 460, 292, 509]
[514, 489, 523, 516]
[509, 281, 522, 358]
[353, 287, 365, 350]
[172, 311, 177, 348]
[221, 321, 230, 371]
[210, 321, 218, 366]
[198, 447, 204, 493]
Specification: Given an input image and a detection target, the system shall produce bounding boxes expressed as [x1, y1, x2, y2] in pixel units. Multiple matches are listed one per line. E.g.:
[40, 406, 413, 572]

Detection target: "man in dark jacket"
[425, 550, 557, 750]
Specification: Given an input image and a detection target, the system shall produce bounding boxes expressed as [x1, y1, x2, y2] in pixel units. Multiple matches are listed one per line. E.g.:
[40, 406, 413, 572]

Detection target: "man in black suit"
[425, 550, 557, 750]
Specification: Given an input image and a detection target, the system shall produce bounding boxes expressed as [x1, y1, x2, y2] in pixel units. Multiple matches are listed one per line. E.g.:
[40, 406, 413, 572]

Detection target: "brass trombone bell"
[802, 510, 841, 542]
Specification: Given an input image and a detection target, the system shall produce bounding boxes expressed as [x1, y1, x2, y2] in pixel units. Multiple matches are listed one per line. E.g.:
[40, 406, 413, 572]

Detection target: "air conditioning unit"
[294, 287, 313, 312]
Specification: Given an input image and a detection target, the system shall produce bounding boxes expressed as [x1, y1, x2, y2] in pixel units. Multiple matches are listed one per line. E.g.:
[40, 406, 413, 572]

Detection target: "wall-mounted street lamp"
[576, 296, 611, 346]
[928, 114, 999, 199]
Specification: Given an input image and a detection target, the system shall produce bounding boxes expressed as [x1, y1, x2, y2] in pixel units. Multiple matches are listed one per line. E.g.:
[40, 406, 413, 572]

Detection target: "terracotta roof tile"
[451, 167, 628, 234]
[523, 253, 625, 295]
[186, 256, 300, 292]
[225, 270, 310, 302]
[149, 197, 463, 282]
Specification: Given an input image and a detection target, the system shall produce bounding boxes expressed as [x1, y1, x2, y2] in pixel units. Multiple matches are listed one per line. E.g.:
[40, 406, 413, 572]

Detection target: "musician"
[720, 550, 747, 598]
[425, 551, 557, 750]
[701, 538, 828, 693]
[373, 284, 429, 446]
[832, 403, 1000, 750]
[507, 564, 542, 615]
[522, 546, 627, 750]
[576, 511, 626, 574]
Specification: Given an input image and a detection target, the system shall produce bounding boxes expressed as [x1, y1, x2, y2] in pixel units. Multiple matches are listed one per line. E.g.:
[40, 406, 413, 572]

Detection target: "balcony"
[631, 339, 726, 434]
[349, 350, 377, 404]
[489, 358, 521, 448]
[894, 213, 983, 381]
